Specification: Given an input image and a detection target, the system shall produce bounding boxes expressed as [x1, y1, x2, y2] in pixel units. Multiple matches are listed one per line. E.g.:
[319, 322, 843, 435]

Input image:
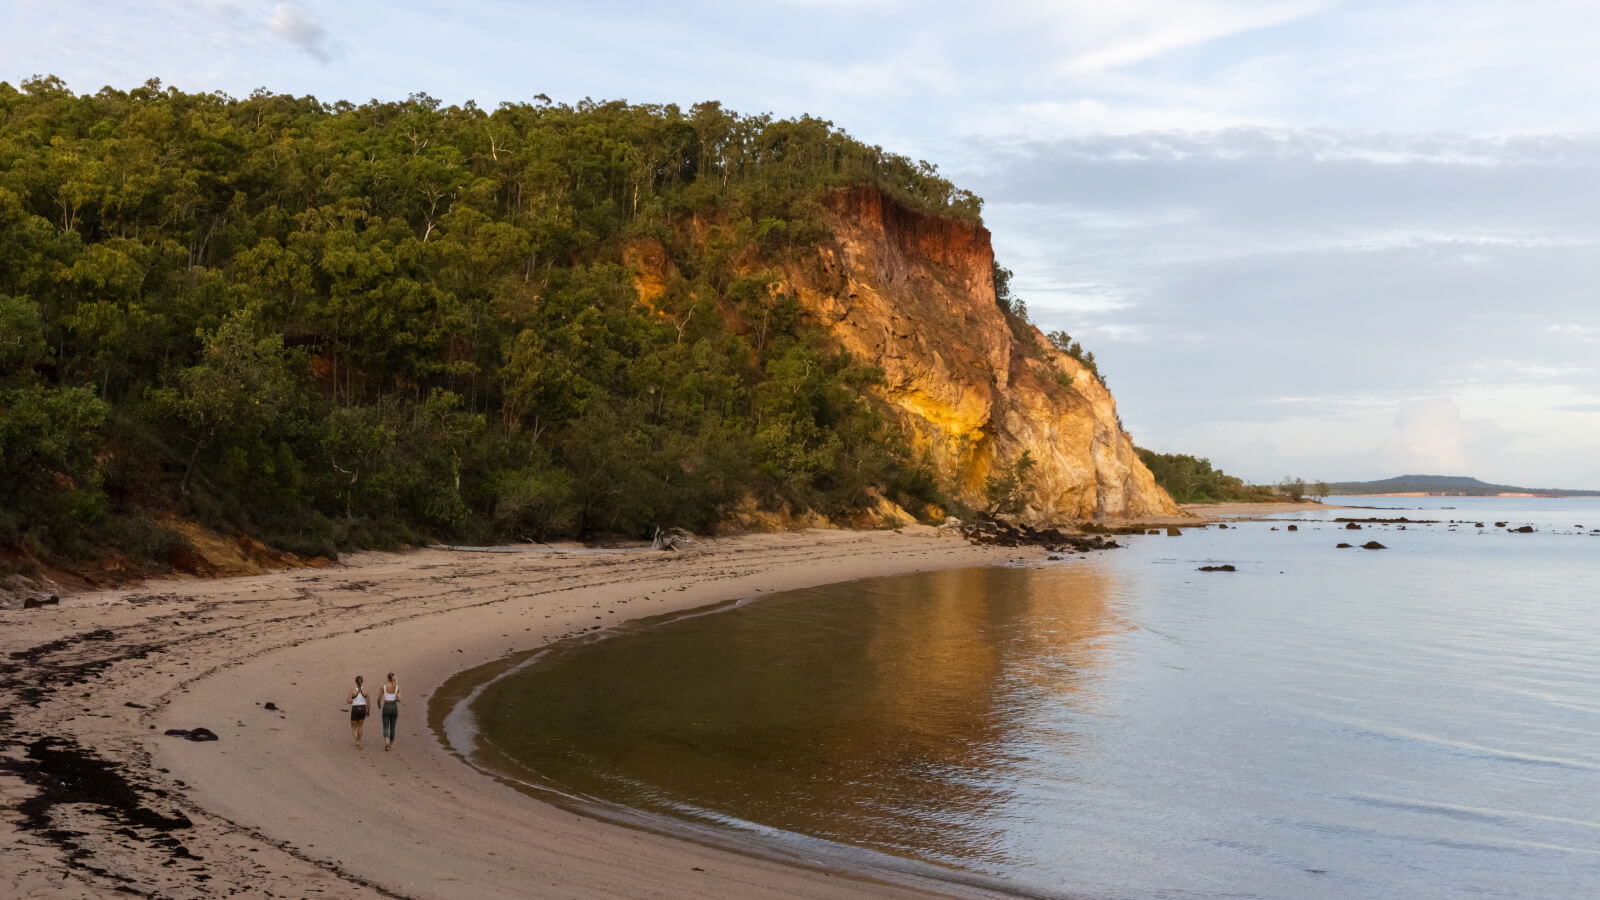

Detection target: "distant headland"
[1325, 475, 1600, 498]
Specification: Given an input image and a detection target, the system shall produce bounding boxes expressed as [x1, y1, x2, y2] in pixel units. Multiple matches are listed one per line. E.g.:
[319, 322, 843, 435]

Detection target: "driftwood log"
[651, 527, 697, 551]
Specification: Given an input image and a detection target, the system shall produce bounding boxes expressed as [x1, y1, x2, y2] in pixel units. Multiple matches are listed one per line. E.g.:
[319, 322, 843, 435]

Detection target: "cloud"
[1381, 398, 1471, 474]
[956, 127, 1600, 486]
[1546, 323, 1595, 342]
[1379, 398, 1515, 475]
[268, 3, 333, 64]
[1053, 1, 1327, 73]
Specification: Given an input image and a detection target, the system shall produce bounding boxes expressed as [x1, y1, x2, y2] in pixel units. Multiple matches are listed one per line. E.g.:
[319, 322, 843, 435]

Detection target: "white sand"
[2, 529, 1033, 898]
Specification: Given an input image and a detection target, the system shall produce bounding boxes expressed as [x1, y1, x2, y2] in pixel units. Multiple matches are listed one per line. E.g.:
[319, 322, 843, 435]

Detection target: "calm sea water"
[469, 497, 1600, 898]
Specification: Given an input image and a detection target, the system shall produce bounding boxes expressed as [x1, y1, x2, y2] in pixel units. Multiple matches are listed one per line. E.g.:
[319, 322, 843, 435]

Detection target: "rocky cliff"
[633, 186, 1179, 522]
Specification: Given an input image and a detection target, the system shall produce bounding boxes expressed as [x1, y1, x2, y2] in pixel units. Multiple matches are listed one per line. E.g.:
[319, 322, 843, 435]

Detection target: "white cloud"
[1546, 323, 1595, 342]
[1381, 398, 1476, 474]
[268, 3, 332, 64]
[1051, 1, 1328, 73]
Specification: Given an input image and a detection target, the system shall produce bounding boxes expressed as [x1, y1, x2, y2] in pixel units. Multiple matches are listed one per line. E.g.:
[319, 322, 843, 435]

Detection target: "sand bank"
[2, 528, 1035, 899]
[1181, 500, 1344, 519]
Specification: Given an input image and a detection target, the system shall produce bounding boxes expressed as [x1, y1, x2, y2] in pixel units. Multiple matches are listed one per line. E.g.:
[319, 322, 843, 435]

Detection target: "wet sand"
[1182, 501, 1345, 519]
[1, 528, 1032, 899]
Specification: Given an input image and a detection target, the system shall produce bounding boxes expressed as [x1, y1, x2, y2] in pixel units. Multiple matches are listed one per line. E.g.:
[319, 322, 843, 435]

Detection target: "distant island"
[1325, 475, 1600, 498]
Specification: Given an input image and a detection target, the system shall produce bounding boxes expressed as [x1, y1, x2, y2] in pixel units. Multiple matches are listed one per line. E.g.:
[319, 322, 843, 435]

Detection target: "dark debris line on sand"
[0, 628, 204, 892]
[1, 606, 413, 899]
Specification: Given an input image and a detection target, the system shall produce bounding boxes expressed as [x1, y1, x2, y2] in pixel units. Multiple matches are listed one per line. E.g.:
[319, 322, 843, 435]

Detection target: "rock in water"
[1197, 564, 1237, 572]
[1361, 541, 1387, 550]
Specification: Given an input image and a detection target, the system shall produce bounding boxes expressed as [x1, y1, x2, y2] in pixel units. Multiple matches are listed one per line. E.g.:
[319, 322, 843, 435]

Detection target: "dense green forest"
[0, 77, 985, 567]
[1134, 448, 1274, 503]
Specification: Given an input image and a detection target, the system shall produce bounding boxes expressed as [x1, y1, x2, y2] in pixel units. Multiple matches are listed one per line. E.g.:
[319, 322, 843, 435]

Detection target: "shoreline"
[2, 528, 1038, 899]
[1181, 500, 1346, 520]
[427, 597, 1044, 900]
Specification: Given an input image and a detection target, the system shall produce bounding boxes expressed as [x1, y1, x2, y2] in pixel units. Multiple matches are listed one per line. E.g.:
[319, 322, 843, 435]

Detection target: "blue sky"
[6, 1, 1599, 486]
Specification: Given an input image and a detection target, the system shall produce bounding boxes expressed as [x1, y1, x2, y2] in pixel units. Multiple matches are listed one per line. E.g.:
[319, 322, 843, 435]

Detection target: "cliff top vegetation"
[0, 77, 982, 572]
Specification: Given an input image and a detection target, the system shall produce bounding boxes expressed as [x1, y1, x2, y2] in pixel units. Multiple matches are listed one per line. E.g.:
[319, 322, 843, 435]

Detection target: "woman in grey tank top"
[380, 673, 400, 751]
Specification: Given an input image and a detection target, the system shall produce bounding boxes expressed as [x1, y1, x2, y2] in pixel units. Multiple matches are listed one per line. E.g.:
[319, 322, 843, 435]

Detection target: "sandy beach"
[1182, 500, 1342, 519]
[2, 528, 1050, 899]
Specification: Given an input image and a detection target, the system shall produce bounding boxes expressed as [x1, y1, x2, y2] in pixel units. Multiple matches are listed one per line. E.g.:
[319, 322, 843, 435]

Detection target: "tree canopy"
[1134, 448, 1273, 504]
[0, 78, 974, 563]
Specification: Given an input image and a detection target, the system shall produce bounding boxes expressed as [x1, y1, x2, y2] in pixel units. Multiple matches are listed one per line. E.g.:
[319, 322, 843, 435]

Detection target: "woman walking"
[380, 673, 400, 751]
[347, 675, 369, 749]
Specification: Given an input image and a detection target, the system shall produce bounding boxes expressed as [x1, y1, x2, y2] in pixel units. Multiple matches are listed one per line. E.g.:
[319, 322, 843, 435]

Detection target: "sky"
[5, 0, 1599, 487]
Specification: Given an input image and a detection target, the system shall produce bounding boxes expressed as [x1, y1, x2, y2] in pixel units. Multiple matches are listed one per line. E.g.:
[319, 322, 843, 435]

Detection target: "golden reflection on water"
[470, 506, 1600, 898]
[475, 564, 1119, 867]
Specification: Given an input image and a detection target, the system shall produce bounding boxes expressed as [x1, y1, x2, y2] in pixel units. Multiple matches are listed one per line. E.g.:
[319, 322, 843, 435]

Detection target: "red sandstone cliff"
[631, 187, 1179, 522]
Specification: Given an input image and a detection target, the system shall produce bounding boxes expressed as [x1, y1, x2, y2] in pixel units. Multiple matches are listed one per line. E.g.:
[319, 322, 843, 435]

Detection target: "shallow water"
[471, 497, 1600, 898]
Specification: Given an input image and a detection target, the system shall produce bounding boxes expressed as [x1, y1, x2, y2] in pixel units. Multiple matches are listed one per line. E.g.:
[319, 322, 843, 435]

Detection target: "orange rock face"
[632, 186, 1179, 522]
[791, 188, 1177, 521]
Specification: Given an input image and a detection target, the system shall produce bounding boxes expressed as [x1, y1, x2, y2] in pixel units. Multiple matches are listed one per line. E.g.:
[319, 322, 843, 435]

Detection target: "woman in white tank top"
[346, 675, 369, 749]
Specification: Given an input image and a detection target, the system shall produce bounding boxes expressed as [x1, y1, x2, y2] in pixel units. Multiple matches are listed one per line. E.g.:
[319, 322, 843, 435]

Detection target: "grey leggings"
[381, 702, 398, 741]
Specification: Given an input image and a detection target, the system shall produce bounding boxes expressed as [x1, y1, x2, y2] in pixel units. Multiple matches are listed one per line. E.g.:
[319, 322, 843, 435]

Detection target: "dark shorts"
[351, 706, 368, 722]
